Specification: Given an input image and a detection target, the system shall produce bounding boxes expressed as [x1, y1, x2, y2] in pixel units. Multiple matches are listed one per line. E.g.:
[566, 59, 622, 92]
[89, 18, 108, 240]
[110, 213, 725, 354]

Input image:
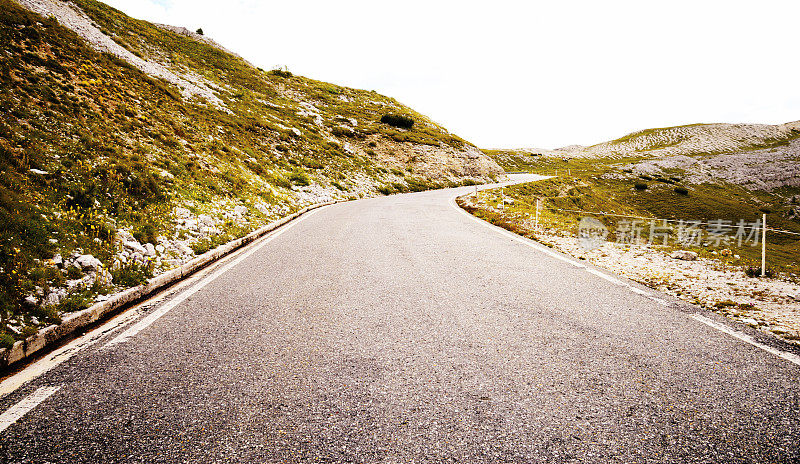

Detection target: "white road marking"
[629, 287, 650, 296]
[0, 386, 61, 433]
[691, 314, 800, 367]
[103, 206, 325, 349]
[0, 310, 138, 399]
[0, 207, 325, 399]
[649, 297, 670, 306]
[586, 268, 626, 286]
[452, 195, 681, 308]
[0, 243, 249, 399]
[452, 197, 586, 268]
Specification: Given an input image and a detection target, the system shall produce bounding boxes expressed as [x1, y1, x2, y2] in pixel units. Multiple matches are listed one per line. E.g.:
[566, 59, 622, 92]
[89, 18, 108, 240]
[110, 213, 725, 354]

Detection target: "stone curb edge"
[0, 200, 340, 369]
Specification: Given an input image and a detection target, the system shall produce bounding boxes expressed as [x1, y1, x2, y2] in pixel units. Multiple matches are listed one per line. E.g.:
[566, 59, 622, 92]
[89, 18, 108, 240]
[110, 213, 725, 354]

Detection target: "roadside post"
[761, 213, 767, 277]
[535, 199, 540, 230]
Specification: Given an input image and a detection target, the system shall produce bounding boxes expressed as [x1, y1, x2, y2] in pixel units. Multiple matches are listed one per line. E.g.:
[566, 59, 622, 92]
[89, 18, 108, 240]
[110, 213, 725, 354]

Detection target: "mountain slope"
[0, 0, 502, 339]
[557, 121, 800, 159]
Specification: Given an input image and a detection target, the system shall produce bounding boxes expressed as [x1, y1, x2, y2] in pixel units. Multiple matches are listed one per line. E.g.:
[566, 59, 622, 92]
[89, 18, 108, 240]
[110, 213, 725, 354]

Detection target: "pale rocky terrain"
[16, 0, 225, 105]
[619, 139, 800, 191]
[554, 120, 800, 159]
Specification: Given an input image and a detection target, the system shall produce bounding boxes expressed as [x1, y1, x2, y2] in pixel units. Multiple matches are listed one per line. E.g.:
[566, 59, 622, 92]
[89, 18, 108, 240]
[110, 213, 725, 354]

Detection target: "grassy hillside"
[0, 0, 502, 342]
[478, 154, 800, 279]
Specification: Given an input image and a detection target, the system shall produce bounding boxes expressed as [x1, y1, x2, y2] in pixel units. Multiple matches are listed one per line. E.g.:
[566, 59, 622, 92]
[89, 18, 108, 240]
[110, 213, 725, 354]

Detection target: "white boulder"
[76, 254, 102, 271]
[670, 250, 698, 261]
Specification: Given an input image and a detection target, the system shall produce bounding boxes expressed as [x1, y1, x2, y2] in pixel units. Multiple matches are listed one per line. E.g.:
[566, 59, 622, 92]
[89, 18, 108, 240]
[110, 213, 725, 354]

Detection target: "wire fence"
[476, 189, 800, 237]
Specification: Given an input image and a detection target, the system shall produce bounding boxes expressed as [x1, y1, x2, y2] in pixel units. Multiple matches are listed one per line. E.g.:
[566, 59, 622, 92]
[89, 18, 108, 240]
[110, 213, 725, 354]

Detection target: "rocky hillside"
[0, 0, 503, 342]
[555, 120, 800, 159]
[489, 120, 800, 193]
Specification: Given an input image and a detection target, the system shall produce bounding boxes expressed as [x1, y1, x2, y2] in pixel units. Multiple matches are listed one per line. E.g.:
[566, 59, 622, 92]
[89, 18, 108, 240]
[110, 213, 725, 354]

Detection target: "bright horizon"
[104, 0, 800, 149]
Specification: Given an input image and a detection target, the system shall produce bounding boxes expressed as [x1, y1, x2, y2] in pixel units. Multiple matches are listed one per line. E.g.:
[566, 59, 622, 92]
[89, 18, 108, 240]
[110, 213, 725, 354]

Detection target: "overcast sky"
[104, 0, 800, 149]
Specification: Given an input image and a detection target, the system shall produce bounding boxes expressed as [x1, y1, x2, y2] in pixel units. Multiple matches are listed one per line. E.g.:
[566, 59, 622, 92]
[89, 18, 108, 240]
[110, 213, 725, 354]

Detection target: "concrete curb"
[0, 201, 338, 369]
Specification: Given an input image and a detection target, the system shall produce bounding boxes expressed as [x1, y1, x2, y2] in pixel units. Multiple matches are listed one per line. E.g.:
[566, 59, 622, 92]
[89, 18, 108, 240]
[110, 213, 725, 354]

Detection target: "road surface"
[0, 175, 798, 462]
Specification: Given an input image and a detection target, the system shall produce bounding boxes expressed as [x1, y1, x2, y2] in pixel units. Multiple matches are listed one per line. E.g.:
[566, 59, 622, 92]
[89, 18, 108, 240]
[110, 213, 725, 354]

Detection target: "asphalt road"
[1, 175, 799, 463]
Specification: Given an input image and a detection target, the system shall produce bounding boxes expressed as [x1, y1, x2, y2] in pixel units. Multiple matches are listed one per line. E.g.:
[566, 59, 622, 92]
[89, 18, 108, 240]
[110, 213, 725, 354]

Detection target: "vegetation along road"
[0, 175, 798, 462]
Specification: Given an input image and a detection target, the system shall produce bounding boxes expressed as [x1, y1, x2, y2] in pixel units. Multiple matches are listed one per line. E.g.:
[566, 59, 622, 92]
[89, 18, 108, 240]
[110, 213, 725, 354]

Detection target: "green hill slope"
[0, 0, 503, 339]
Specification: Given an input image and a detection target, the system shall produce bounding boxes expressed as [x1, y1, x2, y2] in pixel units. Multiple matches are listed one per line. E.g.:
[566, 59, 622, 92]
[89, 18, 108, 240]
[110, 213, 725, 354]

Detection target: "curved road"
[0, 175, 798, 462]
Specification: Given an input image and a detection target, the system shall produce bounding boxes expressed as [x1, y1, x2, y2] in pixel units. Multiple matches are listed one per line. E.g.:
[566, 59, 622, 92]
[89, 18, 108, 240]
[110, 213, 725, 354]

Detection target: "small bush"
[268, 69, 293, 78]
[196, 28, 204, 35]
[0, 333, 15, 350]
[714, 300, 737, 309]
[639, 175, 652, 181]
[133, 223, 158, 244]
[331, 126, 354, 138]
[380, 114, 414, 129]
[112, 261, 153, 287]
[56, 293, 91, 313]
[744, 265, 774, 278]
[634, 182, 648, 191]
[288, 169, 311, 186]
[674, 186, 689, 195]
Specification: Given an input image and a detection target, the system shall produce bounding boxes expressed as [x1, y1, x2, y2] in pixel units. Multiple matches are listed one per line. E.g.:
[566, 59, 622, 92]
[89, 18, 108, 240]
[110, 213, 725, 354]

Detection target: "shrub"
[674, 186, 689, 195]
[133, 223, 157, 244]
[111, 261, 153, 287]
[56, 292, 91, 313]
[380, 114, 414, 129]
[744, 265, 774, 278]
[0, 333, 14, 350]
[288, 169, 311, 186]
[331, 126, 354, 138]
[634, 182, 648, 191]
[196, 28, 204, 35]
[268, 69, 293, 78]
[639, 175, 652, 181]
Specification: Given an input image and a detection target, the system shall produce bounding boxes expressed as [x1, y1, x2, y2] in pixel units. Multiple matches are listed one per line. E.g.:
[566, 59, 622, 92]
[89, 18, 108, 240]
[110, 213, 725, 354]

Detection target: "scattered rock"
[123, 240, 147, 255]
[670, 250, 698, 261]
[233, 205, 248, 216]
[144, 243, 156, 257]
[75, 254, 102, 271]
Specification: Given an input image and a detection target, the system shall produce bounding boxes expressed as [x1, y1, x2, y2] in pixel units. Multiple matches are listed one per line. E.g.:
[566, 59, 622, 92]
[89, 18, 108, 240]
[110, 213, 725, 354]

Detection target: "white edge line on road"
[691, 314, 800, 367]
[102, 206, 326, 349]
[0, 310, 138, 399]
[451, 196, 586, 269]
[452, 192, 684, 308]
[586, 268, 626, 286]
[0, 244, 249, 399]
[0, 386, 61, 433]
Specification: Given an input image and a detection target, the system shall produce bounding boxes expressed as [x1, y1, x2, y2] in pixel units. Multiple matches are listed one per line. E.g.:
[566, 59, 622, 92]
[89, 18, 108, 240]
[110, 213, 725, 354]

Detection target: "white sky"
[104, 0, 800, 149]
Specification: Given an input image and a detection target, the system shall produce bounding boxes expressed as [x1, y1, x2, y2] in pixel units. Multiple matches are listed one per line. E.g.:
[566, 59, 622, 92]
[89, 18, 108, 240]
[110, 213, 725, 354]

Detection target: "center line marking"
[692, 314, 800, 367]
[0, 386, 61, 433]
[102, 206, 325, 349]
